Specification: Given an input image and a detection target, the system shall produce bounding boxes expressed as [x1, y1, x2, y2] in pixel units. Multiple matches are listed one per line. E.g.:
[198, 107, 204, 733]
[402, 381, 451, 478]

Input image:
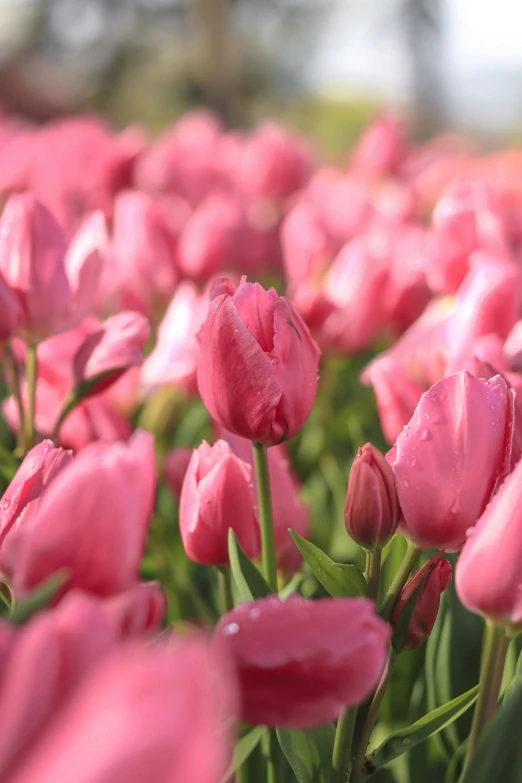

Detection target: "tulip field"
[0, 108, 521, 782]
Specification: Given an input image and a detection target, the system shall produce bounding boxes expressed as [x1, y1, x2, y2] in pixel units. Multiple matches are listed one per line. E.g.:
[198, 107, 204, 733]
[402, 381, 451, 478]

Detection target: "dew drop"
[465, 527, 475, 539]
[223, 622, 240, 636]
[249, 608, 260, 619]
[402, 479, 410, 488]
[417, 427, 432, 442]
[1, 498, 10, 510]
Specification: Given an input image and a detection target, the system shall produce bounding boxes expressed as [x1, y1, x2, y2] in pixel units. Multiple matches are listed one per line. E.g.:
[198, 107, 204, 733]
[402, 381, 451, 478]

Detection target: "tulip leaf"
[279, 572, 305, 599]
[228, 529, 271, 603]
[289, 531, 366, 598]
[277, 723, 336, 783]
[391, 565, 432, 653]
[9, 570, 70, 625]
[459, 679, 522, 783]
[364, 684, 479, 777]
[220, 726, 266, 782]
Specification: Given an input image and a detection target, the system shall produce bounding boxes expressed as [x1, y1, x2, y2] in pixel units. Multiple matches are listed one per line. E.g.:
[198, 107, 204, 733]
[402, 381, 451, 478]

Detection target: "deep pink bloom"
[141, 282, 208, 395]
[456, 456, 522, 626]
[0, 270, 20, 339]
[197, 280, 320, 445]
[351, 115, 408, 179]
[177, 193, 241, 281]
[72, 311, 150, 396]
[345, 443, 400, 551]
[387, 372, 514, 551]
[213, 596, 390, 728]
[0, 194, 100, 340]
[220, 430, 309, 574]
[0, 440, 73, 545]
[163, 447, 194, 499]
[0, 431, 156, 598]
[392, 554, 452, 650]
[179, 440, 260, 566]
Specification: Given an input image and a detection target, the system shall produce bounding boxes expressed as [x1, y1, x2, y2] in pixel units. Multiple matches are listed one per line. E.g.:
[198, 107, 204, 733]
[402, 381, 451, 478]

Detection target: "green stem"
[51, 392, 79, 444]
[332, 708, 358, 783]
[217, 566, 234, 614]
[463, 621, 510, 772]
[24, 344, 38, 453]
[379, 541, 421, 621]
[4, 342, 26, 452]
[351, 656, 396, 783]
[252, 441, 278, 593]
[365, 549, 382, 602]
[262, 730, 281, 783]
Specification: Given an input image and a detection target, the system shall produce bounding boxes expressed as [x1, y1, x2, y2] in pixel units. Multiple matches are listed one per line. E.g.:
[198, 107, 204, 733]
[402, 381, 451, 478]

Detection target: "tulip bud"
[197, 279, 320, 445]
[392, 554, 452, 650]
[344, 443, 400, 551]
[179, 440, 260, 565]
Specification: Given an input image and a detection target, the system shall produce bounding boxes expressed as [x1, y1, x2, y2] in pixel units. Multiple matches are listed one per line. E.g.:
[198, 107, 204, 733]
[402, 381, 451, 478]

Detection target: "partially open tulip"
[456, 456, 522, 626]
[392, 554, 452, 650]
[0, 430, 156, 598]
[0, 194, 100, 340]
[213, 596, 390, 728]
[0, 440, 73, 545]
[197, 279, 320, 445]
[72, 311, 150, 397]
[345, 443, 400, 551]
[179, 440, 260, 565]
[387, 372, 514, 551]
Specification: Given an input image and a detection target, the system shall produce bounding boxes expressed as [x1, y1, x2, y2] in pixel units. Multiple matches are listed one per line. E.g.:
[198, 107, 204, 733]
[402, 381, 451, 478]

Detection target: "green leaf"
[279, 572, 305, 599]
[9, 570, 70, 625]
[277, 723, 336, 783]
[460, 679, 522, 783]
[228, 529, 271, 603]
[365, 684, 479, 776]
[289, 531, 366, 598]
[220, 726, 266, 782]
[391, 565, 432, 654]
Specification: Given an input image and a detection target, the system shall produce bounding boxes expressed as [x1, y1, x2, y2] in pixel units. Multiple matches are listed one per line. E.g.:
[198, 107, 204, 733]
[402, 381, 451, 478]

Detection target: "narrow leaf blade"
[277, 723, 335, 783]
[290, 531, 366, 598]
[228, 529, 271, 603]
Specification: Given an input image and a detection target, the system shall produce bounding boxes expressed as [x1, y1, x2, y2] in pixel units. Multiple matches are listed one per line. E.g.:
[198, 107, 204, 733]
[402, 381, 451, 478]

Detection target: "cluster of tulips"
[0, 105, 521, 783]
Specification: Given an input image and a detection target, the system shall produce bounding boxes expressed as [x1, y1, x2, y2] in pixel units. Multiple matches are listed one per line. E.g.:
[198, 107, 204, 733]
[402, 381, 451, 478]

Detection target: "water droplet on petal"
[402, 479, 410, 488]
[1, 498, 10, 510]
[249, 608, 260, 619]
[223, 622, 240, 636]
[465, 526, 475, 539]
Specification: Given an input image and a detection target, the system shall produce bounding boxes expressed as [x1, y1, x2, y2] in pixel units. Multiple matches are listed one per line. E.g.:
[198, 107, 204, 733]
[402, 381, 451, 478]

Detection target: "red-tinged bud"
[344, 443, 400, 551]
[392, 554, 452, 651]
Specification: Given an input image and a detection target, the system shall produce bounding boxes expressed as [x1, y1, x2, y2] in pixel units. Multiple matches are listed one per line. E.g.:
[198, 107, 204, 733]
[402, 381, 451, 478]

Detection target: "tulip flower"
[177, 193, 241, 281]
[0, 440, 73, 545]
[220, 429, 309, 574]
[197, 279, 320, 445]
[456, 456, 522, 626]
[141, 282, 208, 395]
[179, 440, 260, 565]
[6, 635, 232, 783]
[392, 554, 452, 650]
[387, 372, 514, 551]
[213, 595, 390, 728]
[351, 115, 408, 179]
[0, 430, 156, 598]
[345, 443, 400, 551]
[0, 194, 100, 340]
[72, 311, 150, 397]
[0, 270, 20, 340]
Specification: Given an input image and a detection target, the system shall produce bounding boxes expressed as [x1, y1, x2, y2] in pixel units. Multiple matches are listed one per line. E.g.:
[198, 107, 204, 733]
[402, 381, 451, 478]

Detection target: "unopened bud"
[344, 443, 400, 550]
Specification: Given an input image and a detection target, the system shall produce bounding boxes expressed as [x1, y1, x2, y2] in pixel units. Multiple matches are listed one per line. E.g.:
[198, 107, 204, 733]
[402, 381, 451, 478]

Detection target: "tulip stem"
[3, 341, 26, 453]
[463, 621, 510, 772]
[332, 707, 358, 783]
[365, 550, 382, 602]
[379, 541, 421, 621]
[24, 343, 38, 452]
[217, 566, 234, 614]
[51, 392, 79, 444]
[351, 655, 396, 783]
[252, 441, 278, 593]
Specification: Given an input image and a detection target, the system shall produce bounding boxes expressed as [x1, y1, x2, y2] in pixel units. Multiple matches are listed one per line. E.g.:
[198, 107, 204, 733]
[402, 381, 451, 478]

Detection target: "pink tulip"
[0, 440, 73, 545]
[456, 456, 522, 625]
[177, 193, 241, 281]
[445, 253, 520, 373]
[213, 596, 390, 728]
[197, 279, 320, 445]
[307, 169, 373, 244]
[392, 554, 452, 650]
[281, 200, 337, 288]
[72, 311, 150, 397]
[163, 447, 194, 499]
[220, 429, 309, 574]
[65, 210, 108, 321]
[351, 115, 408, 179]
[0, 270, 20, 339]
[108, 190, 177, 315]
[141, 282, 208, 395]
[345, 443, 400, 551]
[387, 372, 514, 551]
[0, 194, 99, 340]
[0, 430, 156, 598]
[179, 440, 260, 565]
[7, 635, 232, 783]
